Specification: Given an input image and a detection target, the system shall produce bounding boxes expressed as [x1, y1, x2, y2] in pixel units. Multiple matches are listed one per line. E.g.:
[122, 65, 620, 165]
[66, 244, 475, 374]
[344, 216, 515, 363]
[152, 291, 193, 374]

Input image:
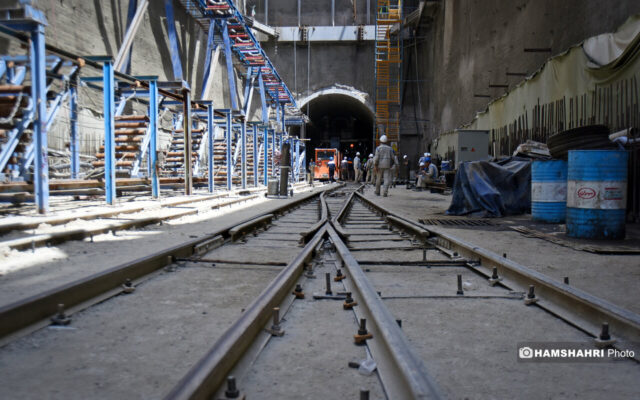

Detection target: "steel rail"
[326, 224, 444, 400]
[354, 192, 640, 349]
[0, 188, 328, 343]
[299, 191, 328, 243]
[164, 225, 328, 400]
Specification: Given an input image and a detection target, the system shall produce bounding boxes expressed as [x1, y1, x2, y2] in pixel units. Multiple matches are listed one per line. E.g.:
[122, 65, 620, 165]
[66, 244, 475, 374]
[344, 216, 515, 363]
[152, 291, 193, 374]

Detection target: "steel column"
[69, 74, 79, 180]
[103, 59, 116, 205]
[252, 123, 258, 187]
[226, 112, 232, 190]
[241, 119, 247, 189]
[271, 128, 276, 176]
[263, 126, 268, 185]
[114, 0, 148, 73]
[295, 139, 300, 182]
[31, 23, 49, 213]
[280, 102, 285, 132]
[149, 79, 159, 197]
[182, 87, 193, 195]
[222, 20, 239, 110]
[164, 0, 183, 81]
[201, 22, 217, 99]
[258, 71, 268, 124]
[207, 105, 214, 192]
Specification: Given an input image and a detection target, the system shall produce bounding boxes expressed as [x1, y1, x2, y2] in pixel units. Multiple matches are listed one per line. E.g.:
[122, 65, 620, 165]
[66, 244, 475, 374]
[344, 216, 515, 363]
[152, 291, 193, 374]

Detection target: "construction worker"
[354, 152, 362, 182]
[373, 135, 396, 196]
[391, 153, 399, 188]
[365, 153, 375, 184]
[328, 157, 336, 182]
[340, 157, 349, 181]
[416, 156, 439, 188]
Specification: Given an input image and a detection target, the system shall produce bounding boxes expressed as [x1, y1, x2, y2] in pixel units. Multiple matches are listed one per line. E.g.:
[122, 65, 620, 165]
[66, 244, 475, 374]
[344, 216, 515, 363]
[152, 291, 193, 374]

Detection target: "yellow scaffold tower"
[375, 0, 402, 148]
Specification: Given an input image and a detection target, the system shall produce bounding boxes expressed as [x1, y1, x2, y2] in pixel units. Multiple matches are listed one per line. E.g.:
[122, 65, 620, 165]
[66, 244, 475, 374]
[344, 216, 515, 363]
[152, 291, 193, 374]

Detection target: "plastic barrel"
[566, 150, 628, 239]
[531, 160, 567, 223]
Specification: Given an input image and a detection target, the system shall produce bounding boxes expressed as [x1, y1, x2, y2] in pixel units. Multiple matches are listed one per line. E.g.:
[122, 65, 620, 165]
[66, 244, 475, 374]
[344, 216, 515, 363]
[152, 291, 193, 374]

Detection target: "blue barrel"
[531, 160, 567, 223]
[441, 161, 451, 171]
[566, 150, 628, 239]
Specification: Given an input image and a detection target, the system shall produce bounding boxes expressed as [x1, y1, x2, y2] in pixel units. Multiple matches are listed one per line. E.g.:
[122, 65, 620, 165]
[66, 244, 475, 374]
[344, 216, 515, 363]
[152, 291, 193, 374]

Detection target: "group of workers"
[323, 137, 440, 197]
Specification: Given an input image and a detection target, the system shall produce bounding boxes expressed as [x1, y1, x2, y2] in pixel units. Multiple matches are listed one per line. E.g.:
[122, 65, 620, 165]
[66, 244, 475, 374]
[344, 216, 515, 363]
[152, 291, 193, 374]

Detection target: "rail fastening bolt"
[122, 279, 135, 294]
[51, 303, 71, 326]
[456, 274, 464, 295]
[224, 375, 240, 398]
[325, 272, 333, 295]
[358, 318, 368, 336]
[423, 249, 427, 261]
[527, 285, 536, 299]
[491, 267, 499, 280]
[600, 322, 610, 341]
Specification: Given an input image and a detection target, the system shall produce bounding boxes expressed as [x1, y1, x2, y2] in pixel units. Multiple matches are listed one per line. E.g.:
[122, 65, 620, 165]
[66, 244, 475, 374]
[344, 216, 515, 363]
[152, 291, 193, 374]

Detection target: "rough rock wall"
[408, 0, 640, 153]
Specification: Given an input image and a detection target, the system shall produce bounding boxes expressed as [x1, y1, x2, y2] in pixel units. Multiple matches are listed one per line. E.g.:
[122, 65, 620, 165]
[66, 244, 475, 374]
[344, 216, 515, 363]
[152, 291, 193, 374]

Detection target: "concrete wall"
[411, 0, 640, 153]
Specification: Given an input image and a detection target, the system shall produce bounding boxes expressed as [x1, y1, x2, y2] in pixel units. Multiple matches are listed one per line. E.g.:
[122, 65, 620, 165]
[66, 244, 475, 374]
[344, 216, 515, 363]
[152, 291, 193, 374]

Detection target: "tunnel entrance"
[294, 92, 375, 165]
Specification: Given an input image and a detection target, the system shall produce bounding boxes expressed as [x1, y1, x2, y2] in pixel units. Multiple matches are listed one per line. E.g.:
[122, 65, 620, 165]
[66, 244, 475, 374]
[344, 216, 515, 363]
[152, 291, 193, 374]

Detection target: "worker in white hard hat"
[353, 152, 362, 182]
[340, 157, 348, 181]
[416, 155, 439, 189]
[373, 135, 396, 196]
[365, 153, 375, 184]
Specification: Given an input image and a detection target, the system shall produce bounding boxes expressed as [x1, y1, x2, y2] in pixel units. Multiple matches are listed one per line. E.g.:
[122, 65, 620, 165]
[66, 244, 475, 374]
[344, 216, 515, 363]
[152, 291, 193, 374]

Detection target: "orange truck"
[313, 148, 341, 180]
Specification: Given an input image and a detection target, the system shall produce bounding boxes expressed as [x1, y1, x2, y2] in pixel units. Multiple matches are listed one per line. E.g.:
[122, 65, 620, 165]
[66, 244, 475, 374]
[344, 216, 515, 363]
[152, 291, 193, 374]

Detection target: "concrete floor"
[360, 184, 640, 315]
[0, 184, 326, 309]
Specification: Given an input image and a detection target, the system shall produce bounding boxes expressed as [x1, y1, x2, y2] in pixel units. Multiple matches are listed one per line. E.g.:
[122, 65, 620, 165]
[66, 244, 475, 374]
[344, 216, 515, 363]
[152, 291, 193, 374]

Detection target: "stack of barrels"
[532, 150, 628, 239]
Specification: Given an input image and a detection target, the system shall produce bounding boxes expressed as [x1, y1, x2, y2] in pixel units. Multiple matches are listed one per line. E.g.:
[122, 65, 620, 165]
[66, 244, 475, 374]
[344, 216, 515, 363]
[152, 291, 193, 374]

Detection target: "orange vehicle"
[313, 148, 341, 180]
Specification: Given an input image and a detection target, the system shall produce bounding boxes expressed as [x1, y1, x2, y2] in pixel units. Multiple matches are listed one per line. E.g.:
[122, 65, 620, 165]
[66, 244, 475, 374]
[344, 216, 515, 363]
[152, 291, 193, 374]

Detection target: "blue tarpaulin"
[446, 158, 532, 217]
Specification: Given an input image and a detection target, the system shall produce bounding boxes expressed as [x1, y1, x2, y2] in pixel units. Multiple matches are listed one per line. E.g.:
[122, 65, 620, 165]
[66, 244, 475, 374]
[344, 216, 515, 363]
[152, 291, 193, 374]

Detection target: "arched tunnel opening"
[290, 93, 375, 166]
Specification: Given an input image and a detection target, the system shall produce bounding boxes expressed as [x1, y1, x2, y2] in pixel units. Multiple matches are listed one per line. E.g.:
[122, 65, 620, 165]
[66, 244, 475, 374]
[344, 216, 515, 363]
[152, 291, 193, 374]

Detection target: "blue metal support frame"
[201, 22, 217, 99]
[225, 111, 232, 190]
[251, 122, 258, 187]
[263, 125, 268, 185]
[294, 138, 300, 182]
[240, 118, 247, 189]
[122, 0, 138, 74]
[164, 0, 184, 81]
[149, 78, 159, 197]
[87, 57, 117, 204]
[270, 128, 276, 176]
[31, 23, 49, 213]
[207, 104, 215, 192]
[221, 20, 239, 111]
[69, 75, 79, 179]
[258, 71, 269, 124]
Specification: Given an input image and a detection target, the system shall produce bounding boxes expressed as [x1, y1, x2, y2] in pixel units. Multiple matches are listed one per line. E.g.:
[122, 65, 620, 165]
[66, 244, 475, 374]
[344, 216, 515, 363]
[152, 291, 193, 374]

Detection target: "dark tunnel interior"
[291, 94, 375, 165]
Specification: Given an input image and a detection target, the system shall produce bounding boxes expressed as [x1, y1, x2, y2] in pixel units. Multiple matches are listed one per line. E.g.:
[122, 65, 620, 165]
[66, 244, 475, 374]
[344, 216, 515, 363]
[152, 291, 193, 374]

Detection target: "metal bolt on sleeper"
[51, 303, 71, 326]
[224, 376, 240, 399]
[325, 273, 333, 295]
[343, 292, 357, 310]
[122, 279, 135, 294]
[354, 318, 373, 345]
[456, 274, 464, 295]
[594, 322, 616, 347]
[489, 267, 502, 286]
[525, 285, 538, 305]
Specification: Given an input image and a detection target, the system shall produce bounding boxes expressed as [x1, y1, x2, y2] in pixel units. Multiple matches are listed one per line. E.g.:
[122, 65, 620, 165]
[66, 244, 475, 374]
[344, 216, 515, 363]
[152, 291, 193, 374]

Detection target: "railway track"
[0, 183, 638, 399]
